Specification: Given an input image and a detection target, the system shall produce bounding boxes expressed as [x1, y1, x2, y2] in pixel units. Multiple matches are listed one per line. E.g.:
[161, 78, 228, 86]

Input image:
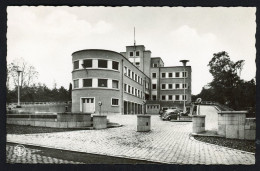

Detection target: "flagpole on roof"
[133, 27, 136, 66]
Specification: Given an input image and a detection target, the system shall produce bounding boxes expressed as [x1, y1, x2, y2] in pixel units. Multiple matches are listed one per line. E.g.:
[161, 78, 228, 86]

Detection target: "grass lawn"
[194, 136, 255, 153]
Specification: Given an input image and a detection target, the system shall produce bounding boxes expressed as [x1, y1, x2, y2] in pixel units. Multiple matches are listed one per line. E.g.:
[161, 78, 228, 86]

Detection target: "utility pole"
[17, 69, 22, 107]
[180, 60, 189, 113]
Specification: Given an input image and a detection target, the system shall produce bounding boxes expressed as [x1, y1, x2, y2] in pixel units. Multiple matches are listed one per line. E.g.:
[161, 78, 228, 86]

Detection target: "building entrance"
[82, 98, 95, 113]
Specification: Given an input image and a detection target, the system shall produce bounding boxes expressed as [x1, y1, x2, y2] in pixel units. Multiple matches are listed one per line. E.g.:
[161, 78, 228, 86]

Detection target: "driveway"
[7, 114, 255, 164]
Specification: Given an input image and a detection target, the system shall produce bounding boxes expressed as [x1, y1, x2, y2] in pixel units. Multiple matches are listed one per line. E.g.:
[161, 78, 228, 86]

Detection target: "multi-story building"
[71, 45, 191, 114]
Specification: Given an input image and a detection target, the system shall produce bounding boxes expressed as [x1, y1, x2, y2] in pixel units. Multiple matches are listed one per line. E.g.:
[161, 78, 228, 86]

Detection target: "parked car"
[161, 109, 181, 121]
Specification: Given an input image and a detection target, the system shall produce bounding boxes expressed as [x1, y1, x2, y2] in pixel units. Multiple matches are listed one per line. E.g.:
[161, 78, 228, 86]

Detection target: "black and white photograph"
[5, 6, 257, 165]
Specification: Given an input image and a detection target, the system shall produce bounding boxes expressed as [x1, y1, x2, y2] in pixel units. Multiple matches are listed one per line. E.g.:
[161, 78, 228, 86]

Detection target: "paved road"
[7, 114, 255, 164]
[199, 105, 219, 131]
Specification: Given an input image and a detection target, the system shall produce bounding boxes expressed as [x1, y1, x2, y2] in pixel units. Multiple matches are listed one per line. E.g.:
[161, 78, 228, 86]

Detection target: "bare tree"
[7, 57, 39, 89]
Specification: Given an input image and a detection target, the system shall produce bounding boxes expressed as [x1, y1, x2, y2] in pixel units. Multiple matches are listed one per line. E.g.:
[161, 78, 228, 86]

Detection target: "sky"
[7, 7, 256, 95]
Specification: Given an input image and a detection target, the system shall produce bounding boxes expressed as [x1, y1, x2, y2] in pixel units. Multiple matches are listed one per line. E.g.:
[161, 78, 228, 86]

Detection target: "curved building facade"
[71, 49, 150, 114]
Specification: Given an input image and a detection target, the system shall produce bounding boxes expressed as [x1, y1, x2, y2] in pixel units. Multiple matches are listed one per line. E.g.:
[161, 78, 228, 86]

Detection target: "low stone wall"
[218, 111, 255, 140]
[8, 103, 72, 114]
[244, 118, 256, 140]
[57, 113, 91, 122]
[7, 119, 91, 128]
[7, 113, 92, 128]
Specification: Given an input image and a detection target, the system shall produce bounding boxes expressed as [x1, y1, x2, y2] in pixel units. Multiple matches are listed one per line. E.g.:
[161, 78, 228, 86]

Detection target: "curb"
[189, 133, 255, 155]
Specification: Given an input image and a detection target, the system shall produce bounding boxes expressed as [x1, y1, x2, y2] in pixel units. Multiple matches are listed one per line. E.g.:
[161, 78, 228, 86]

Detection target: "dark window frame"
[111, 98, 119, 106]
[112, 80, 119, 89]
[83, 59, 92, 68]
[98, 79, 108, 87]
[74, 61, 79, 70]
[98, 59, 108, 68]
[112, 61, 119, 70]
[162, 73, 166, 78]
[83, 79, 92, 87]
[162, 84, 166, 89]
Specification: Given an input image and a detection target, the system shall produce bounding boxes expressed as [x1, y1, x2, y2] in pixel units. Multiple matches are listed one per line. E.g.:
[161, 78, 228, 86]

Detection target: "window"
[124, 66, 127, 75]
[175, 95, 180, 101]
[73, 79, 79, 88]
[168, 84, 172, 89]
[128, 69, 131, 77]
[152, 73, 156, 78]
[135, 74, 137, 81]
[175, 72, 180, 78]
[141, 91, 143, 98]
[124, 84, 127, 92]
[176, 84, 180, 89]
[182, 72, 187, 78]
[132, 72, 134, 79]
[130, 52, 133, 56]
[168, 73, 172, 78]
[136, 62, 140, 66]
[138, 76, 140, 83]
[152, 95, 156, 100]
[152, 84, 157, 90]
[136, 51, 140, 56]
[182, 83, 187, 89]
[135, 89, 137, 96]
[162, 84, 166, 89]
[168, 95, 173, 100]
[112, 98, 119, 106]
[112, 80, 119, 89]
[141, 78, 143, 85]
[132, 87, 134, 95]
[83, 59, 92, 68]
[182, 95, 187, 100]
[138, 90, 140, 97]
[153, 64, 158, 67]
[112, 61, 119, 70]
[74, 61, 79, 70]
[83, 79, 92, 87]
[98, 79, 107, 87]
[98, 60, 107, 68]
[162, 95, 166, 100]
[162, 73, 166, 78]
[128, 85, 131, 93]
[146, 83, 149, 89]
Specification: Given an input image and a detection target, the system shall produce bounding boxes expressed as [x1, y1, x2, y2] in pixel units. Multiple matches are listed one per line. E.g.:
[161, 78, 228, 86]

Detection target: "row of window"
[73, 78, 119, 89]
[73, 59, 119, 71]
[124, 66, 149, 89]
[147, 105, 159, 109]
[124, 83, 144, 99]
[152, 72, 188, 78]
[151, 95, 187, 101]
[129, 51, 140, 57]
[155, 83, 187, 90]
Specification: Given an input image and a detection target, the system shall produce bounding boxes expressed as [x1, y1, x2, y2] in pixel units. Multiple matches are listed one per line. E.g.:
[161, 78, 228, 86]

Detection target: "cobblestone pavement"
[7, 114, 255, 164]
[6, 144, 83, 164]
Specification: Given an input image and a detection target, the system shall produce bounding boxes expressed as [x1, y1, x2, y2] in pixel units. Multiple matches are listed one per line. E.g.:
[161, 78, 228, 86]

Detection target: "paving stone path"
[7, 114, 255, 164]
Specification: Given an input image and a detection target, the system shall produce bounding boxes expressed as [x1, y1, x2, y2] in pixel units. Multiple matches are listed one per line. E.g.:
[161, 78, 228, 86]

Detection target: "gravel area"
[6, 124, 86, 134]
[194, 136, 255, 153]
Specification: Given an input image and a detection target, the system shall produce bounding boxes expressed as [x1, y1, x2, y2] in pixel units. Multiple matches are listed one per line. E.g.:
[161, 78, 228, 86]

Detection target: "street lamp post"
[17, 69, 22, 107]
[180, 60, 189, 113]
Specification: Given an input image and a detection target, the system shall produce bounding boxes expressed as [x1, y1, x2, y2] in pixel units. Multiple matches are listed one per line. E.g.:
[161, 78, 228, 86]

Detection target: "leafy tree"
[208, 51, 245, 109]
[195, 51, 255, 114]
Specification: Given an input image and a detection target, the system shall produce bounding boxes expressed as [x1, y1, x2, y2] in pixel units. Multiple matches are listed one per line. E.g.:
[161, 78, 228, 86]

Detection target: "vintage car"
[161, 109, 181, 121]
